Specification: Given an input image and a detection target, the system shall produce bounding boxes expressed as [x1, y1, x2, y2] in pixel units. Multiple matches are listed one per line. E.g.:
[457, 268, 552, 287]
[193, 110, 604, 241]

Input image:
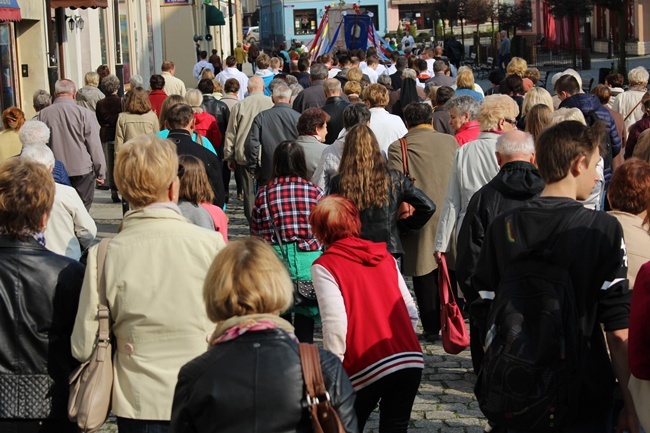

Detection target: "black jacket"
[456, 161, 545, 302]
[390, 70, 403, 91]
[0, 236, 85, 419]
[169, 328, 358, 433]
[168, 129, 226, 207]
[330, 170, 435, 256]
[321, 96, 350, 144]
[202, 95, 230, 149]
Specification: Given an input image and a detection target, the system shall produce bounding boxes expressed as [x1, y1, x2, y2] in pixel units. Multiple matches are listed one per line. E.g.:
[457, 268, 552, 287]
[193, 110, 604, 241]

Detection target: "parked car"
[246, 26, 259, 43]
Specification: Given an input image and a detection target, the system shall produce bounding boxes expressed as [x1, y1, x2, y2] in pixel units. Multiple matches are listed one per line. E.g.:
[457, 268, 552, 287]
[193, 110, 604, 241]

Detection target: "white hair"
[21, 144, 55, 169]
[185, 89, 203, 109]
[54, 79, 76, 96]
[402, 68, 417, 79]
[129, 74, 144, 88]
[272, 83, 292, 101]
[628, 66, 649, 85]
[496, 130, 535, 156]
[549, 107, 586, 126]
[551, 68, 582, 90]
[19, 120, 51, 146]
[445, 95, 480, 120]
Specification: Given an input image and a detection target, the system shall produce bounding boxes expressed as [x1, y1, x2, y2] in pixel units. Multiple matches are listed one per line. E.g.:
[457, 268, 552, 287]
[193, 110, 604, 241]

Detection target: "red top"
[201, 203, 229, 243]
[314, 237, 423, 390]
[193, 111, 222, 150]
[149, 89, 167, 116]
[629, 261, 650, 380]
[455, 120, 481, 146]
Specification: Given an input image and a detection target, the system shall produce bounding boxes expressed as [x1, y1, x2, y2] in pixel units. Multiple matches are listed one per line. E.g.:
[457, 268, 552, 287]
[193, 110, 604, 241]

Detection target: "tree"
[498, 1, 532, 36]
[433, 0, 460, 35]
[465, 0, 491, 31]
[546, 0, 594, 68]
[594, 0, 631, 77]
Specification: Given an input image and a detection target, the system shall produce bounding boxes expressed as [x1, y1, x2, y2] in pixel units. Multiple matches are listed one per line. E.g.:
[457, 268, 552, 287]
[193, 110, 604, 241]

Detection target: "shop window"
[359, 5, 379, 30]
[294, 9, 316, 36]
[0, 23, 16, 111]
[99, 9, 108, 65]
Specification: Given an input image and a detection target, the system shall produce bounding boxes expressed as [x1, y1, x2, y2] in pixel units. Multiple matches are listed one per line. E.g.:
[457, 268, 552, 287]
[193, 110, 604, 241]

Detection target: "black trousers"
[280, 312, 314, 343]
[354, 368, 422, 433]
[412, 268, 459, 335]
[0, 419, 76, 433]
[69, 172, 96, 211]
[222, 161, 231, 203]
[116, 418, 170, 433]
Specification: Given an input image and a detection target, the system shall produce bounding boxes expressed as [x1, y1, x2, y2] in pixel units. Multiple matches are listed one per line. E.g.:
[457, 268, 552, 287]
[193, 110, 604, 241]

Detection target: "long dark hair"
[270, 140, 308, 179]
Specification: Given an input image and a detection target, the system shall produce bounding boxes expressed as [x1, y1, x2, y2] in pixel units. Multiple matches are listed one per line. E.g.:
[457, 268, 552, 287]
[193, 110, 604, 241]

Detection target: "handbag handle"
[262, 186, 290, 264]
[624, 98, 644, 122]
[96, 238, 111, 343]
[400, 138, 410, 177]
[438, 254, 456, 306]
[299, 343, 328, 401]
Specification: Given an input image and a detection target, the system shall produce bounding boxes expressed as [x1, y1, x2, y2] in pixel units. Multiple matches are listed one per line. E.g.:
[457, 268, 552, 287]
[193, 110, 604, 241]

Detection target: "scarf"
[209, 313, 296, 346]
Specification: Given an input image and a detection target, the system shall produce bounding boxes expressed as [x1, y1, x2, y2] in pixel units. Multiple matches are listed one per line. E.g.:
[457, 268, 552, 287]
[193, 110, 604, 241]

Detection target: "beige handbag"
[68, 238, 113, 433]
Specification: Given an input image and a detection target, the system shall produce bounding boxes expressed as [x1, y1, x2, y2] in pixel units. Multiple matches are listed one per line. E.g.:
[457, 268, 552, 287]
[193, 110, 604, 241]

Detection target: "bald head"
[323, 79, 342, 97]
[495, 130, 536, 166]
[248, 76, 264, 92]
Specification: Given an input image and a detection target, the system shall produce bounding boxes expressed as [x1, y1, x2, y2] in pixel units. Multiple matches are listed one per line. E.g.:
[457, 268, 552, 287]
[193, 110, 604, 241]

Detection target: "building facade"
[3, 0, 241, 120]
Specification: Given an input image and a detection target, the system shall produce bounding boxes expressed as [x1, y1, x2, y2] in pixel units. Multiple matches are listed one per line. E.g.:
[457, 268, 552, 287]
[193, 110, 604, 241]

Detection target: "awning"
[206, 5, 225, 26]
[0, 0, 21, 22]
[50, 0, 108, 9]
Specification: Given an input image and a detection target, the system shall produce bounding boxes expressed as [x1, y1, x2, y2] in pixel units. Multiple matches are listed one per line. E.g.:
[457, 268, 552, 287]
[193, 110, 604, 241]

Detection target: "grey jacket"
[425, 73, 456, 87]
[245, 102, 299, 182]
[38, 97, 106, 178]
[295, 135, 327, 181]
[76, 85, 105, 113]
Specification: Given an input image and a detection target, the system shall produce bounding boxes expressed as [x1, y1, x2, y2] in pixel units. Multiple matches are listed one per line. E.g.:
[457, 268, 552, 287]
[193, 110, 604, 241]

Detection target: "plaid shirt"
[252, 176, 323, 251]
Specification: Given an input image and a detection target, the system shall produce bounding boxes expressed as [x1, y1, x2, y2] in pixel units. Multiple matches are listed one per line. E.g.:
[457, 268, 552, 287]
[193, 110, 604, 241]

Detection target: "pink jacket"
[455, 120, 481, 146]
[201, 203, 229, 243]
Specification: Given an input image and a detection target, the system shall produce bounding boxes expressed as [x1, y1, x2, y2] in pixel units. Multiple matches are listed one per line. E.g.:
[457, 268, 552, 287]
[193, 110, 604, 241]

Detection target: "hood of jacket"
[560, 93, 601, 114]
[77, 85, 102, 101]
[489, 160, 545, 200]
[327, 237, 389, 266]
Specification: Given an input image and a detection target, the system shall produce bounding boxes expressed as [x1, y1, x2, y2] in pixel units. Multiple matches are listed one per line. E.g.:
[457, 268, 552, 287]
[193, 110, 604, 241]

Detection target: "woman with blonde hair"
[157, 94, 217, 154]
[0, 107, 25, 162]
[186, 88, 221, 150]
[329, 124, 434, 258]
[454, 68, 483, 102]
[524, 104, 552, 141]
[178, 154, 228, 239]
[169, 237, 357, 433]
[520, 87, 554, 129]
[76, 71, 105, 112]
[343, 80, 362, 103]
[72, 135, 226, 432]
[506, 57, 534, 91]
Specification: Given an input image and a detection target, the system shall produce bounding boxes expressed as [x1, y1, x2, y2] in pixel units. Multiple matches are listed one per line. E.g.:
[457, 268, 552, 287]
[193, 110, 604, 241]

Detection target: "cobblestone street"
[91, 188, 485, 433]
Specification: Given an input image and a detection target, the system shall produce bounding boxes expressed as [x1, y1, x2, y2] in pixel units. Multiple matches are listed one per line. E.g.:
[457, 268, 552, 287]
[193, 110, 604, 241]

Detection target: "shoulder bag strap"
[624, 98, 644, 122]
[399, 138, 409, 177]
[96, 238, 111, 343]
[438, 254, 456, 305]
[262, 186, 289, 263]
[299, 343, 327, 401]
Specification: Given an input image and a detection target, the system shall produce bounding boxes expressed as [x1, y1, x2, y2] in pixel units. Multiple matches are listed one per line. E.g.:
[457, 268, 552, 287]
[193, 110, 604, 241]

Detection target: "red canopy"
[0, 0, 21, 22]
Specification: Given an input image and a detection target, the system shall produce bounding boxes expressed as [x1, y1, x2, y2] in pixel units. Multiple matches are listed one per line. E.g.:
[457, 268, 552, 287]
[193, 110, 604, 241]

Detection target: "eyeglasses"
[178, 164, 185, 178]
[504, 118, 517, 126]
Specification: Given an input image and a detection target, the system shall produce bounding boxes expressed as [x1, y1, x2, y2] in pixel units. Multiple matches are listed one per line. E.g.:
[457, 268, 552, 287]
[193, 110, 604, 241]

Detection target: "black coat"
[0, 236, 85, 420]
[168, 129, 226, 207]
[202, 95, 230, 149]
[169, 328, 358, 433]
[330, 170, 435, 256]
[456, 161, 545, 302]
[321, 96, 350, 144]
[390, 70, 403, 91]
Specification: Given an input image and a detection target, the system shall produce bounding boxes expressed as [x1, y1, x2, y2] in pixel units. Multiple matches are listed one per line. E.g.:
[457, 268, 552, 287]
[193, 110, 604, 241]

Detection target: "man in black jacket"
[166, 104, 225, 207]
[320, 78, 350, 144]
[456, 130, 544, 373]
[292, 63, 329, 113]
[390, 56, 407, 91]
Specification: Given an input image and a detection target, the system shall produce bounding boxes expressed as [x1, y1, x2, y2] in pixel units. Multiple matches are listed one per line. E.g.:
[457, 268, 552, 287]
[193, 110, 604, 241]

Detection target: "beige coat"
[161, 71, 187, 97]
[609, 211, 650, 288]
[224, 91, 273, 165]
[387, 125, 458, 276]
[71, 208, 226, 420]
[115, 111, 160, 153]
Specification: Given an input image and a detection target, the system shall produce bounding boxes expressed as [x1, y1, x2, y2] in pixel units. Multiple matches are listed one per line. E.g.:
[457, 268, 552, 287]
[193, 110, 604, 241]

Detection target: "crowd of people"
[0, 41, 649, 433]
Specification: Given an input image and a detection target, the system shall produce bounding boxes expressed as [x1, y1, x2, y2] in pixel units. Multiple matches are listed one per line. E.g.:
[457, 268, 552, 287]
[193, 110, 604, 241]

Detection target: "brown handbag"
[299, 344, 346, 433]
[68, 238, 113, 433]
[397, 138, 415, 219]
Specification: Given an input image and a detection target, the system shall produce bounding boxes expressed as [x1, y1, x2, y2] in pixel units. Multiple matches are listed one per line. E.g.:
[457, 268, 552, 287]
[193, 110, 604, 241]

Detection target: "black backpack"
[585, 111, 613, 171]
[475, 211, 595, 432]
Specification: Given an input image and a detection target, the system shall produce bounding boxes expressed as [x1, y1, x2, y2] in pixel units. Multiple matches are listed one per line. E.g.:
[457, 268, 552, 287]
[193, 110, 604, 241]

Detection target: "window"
[294, 9, 316, 35]
[360, 5, 379, 31]
[0, 24, 16, 111]
[98, 9, 108, 65]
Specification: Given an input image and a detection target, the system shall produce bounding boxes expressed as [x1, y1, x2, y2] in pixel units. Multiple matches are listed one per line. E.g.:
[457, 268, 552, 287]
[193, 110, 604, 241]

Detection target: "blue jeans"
[117, 418, 169, 433]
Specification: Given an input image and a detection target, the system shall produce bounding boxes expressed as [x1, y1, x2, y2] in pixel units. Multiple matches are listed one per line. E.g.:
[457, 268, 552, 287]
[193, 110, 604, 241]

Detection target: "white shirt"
[401, 35, 414, 50]
[387, 64, 397, 75]
[434, 132, 500, 253]
[216, 67, 249, 100]
[328, 67, 341, 79]
[161, 71, 186, 97]
[369, 107, 408, 155]
[376, 64, 387, 75]
[193, 60, 214, 79]
[365, 67, 379, 84]
[45, 183, 97, 260]
[425, 58, 435, 76]
[359, 61, 368, 70]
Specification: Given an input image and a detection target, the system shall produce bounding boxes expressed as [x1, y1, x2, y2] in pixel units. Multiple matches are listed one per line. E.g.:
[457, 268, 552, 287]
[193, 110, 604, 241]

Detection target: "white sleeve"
[434, 149, 462, 253]
[66, 190, 97, 249]
[311, 264, 347, 361]
[395, 259, 419, 331]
